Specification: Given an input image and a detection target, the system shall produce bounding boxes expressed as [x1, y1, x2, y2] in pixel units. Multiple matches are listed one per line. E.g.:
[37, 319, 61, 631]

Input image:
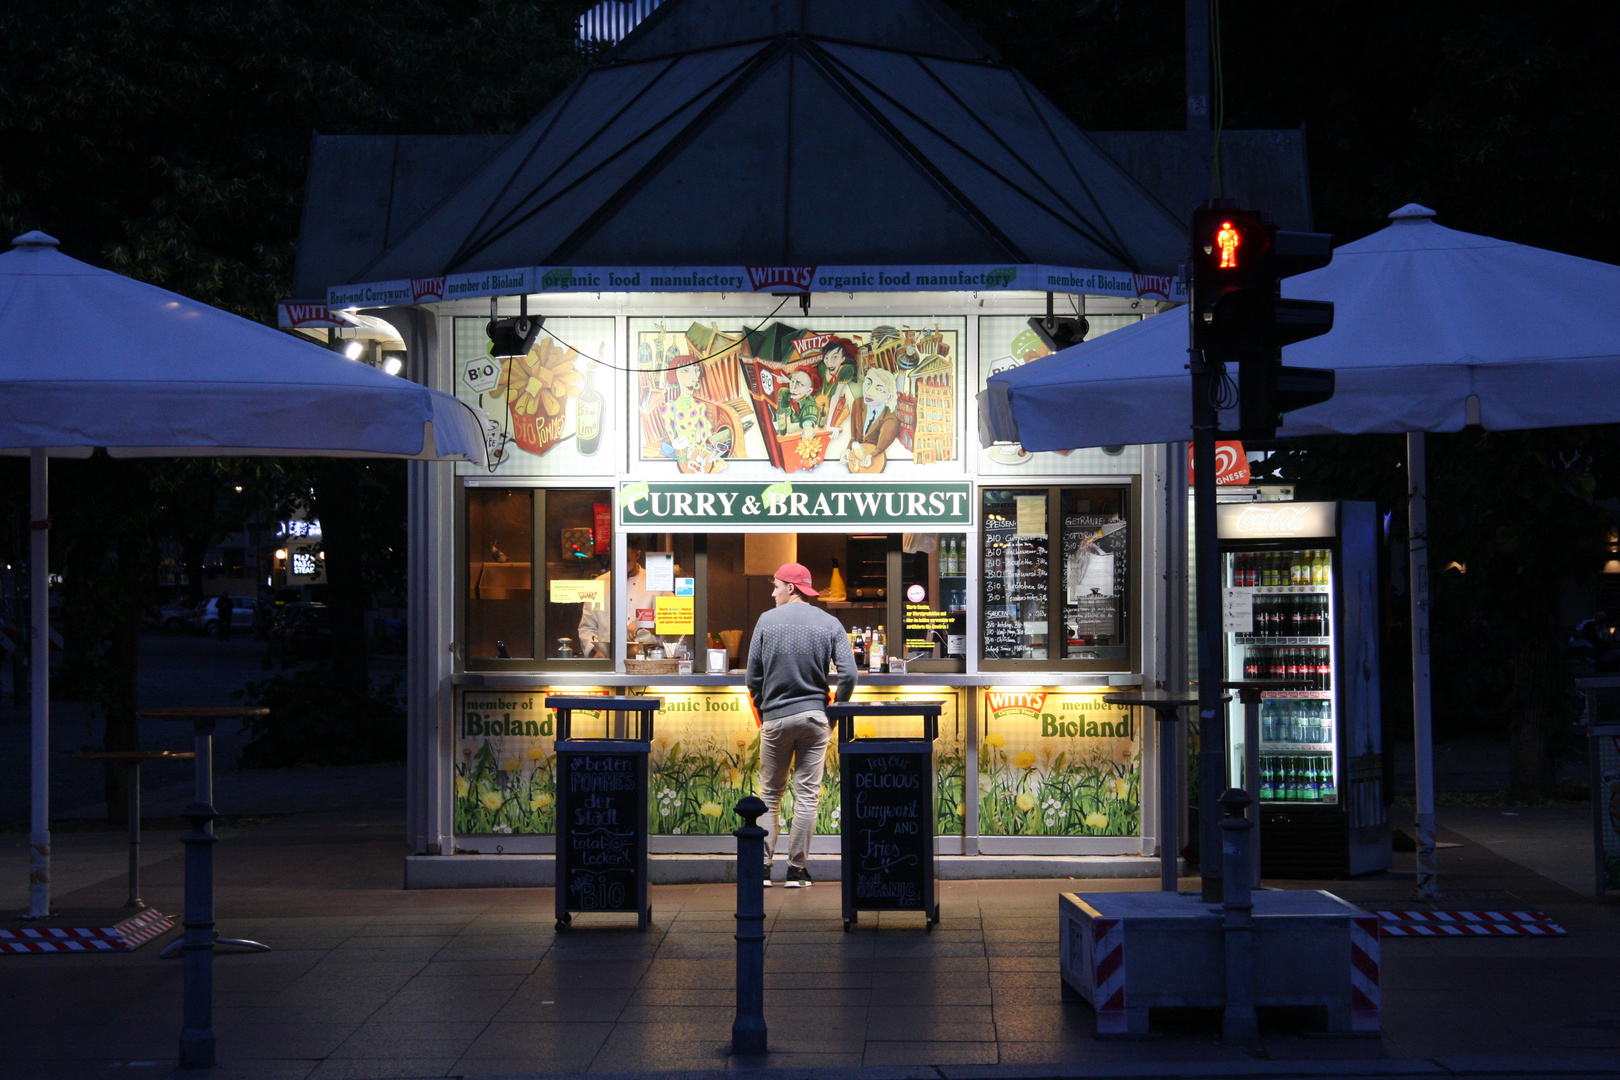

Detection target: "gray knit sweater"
[746, 600, 858, 722]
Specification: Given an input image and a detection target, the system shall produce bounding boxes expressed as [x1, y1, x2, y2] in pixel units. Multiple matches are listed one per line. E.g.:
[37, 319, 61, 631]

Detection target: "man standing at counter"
[748, 562, 858, 887]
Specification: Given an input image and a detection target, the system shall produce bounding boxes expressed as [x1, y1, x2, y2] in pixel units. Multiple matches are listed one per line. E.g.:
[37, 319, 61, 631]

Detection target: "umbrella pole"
[28, 448, 51, 918]
[1407, 433, 1440, 897]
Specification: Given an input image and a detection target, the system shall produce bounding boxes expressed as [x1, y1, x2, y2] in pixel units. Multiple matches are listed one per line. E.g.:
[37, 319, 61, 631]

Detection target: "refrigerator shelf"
[1261, 741, 1333, 751]
[1262, 690, 1332, 700]
[1236, 635, 1330, 645]
[1233, 585, 1330, 595]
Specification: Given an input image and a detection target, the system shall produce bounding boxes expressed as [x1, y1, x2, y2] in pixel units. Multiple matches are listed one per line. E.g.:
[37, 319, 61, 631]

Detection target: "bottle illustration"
[575, 356, 603, 456]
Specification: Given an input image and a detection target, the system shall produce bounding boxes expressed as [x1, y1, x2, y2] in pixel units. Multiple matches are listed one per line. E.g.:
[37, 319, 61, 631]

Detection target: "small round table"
[1103, 691, 1230, 892]
[72, 749, 194, 909]
[138, 707, 272, 956]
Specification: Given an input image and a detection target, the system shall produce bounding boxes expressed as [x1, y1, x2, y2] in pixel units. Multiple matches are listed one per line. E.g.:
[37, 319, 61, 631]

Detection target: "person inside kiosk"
[578, 546, 655, 658]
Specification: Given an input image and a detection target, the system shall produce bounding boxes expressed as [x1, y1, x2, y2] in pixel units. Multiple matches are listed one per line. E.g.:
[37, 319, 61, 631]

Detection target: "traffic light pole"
[1190, 351, 1225, 904]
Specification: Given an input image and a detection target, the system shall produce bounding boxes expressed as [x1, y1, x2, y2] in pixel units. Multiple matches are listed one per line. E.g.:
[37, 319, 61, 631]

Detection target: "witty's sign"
[618, 481, 973, 527]
[328, 264, 1187, 308]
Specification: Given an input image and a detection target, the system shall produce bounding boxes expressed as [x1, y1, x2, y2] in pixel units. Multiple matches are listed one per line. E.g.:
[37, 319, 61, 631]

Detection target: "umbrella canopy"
[984, 205, 1620, 451]
[2, 230, 487, 920]
[0, 232, 487, 461]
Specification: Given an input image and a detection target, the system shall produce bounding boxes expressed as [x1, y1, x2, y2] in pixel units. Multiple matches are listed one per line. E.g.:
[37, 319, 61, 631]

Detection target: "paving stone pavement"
[0, 785, 1616, 1080]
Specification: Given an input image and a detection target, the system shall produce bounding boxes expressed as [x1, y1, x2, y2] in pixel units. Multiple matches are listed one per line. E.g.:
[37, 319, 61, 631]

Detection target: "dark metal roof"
[303, 0, 1196, 289]
[291, 133, 510, 300]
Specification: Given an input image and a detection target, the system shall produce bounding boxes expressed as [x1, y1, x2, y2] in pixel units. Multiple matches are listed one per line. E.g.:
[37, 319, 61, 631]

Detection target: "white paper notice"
[645, 552, 675, 592]
[1223, 588, 1255, 633]
[1076, 553, 1115, 598]
[1015, 496, 1046, 537]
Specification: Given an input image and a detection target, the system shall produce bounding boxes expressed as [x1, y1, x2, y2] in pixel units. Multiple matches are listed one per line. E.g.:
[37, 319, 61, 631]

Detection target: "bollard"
[731, 795, 768, 1055]
[1217, 787, 1258, 1048]
[178, 801, 218, 1069]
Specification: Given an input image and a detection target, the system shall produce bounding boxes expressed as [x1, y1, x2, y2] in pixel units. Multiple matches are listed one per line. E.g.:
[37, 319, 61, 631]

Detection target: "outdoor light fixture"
[274, 548, 288, 561]
[1027, 313, 1089, 353]
[487, 295, 543, 359]
[382, 355, 404, 376]
[344, 341, 364, 360]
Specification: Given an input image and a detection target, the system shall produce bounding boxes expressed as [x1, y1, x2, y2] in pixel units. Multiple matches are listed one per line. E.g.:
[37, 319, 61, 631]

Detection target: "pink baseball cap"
[773, 562, 819, 597]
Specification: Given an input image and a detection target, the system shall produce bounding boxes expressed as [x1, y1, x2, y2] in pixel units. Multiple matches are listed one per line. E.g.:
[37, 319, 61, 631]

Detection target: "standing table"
[827, 700, 943, 931]
[1103, 692, 1229, 892]
[548, 696, 661, 932]
[72, 749, 194, 909]
[138, 707, 271, 956]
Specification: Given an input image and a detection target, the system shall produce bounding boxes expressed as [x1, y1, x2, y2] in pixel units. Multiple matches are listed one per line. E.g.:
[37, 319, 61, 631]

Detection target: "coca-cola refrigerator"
[1218, 500, 1390, 877]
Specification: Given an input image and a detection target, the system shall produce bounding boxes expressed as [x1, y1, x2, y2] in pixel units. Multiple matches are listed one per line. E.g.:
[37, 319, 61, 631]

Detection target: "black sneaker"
[762, 864, 773, 888]
[785, 866, 812, 888]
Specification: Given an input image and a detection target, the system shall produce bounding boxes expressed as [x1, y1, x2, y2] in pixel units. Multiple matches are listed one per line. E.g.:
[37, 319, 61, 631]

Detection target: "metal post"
[1240, 687, 1263, 885]
[732, 794, 767, 1056]
[1192, 345, 1225, 903]
[28, 448, 50, 919]
[1157, 707, 1179, 891]
[1407, 432, 1439, 897]
[178, 801, 218, 1069]
[126, 761, 144, 908]
[1218, 787, 1258, 1047]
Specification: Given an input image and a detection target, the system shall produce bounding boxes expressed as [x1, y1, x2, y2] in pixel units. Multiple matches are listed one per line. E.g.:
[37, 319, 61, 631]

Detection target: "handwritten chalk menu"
[840, 745, 933, 913]
[984, 608, 1023, 659]
[555, 745, 649, 923]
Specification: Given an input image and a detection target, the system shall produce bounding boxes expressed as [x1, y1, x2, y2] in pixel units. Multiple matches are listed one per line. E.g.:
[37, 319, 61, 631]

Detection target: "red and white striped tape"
[1375, 910, 1566, 937]
[1349, 915, 1380, 1031]
[1091, 916, 1128, 1035]
[0, 909, 174, 953]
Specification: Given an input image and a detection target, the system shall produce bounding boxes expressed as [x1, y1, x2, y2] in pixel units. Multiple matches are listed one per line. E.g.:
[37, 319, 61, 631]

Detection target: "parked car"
[143, 599, 199, 633]
[269, 602, 332, 658]
[198, 595, 257, 636]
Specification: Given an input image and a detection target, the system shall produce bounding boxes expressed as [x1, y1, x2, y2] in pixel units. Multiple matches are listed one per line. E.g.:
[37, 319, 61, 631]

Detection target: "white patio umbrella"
[983, 205, 1620, 894]
[0, 231, 488, 916]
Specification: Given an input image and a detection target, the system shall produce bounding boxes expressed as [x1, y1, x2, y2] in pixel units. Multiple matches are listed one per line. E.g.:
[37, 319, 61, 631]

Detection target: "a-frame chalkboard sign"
[828, 700, 943, 931]
[547, 696, 661, 932]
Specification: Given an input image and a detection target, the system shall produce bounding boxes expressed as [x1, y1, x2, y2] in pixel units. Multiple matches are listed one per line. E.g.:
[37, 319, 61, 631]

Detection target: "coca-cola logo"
[1232, 506, 1310, 534]
[746, 265, 816, 292]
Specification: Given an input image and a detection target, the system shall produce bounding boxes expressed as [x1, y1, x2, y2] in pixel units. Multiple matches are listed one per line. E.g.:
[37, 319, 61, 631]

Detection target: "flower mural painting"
[980, 690, 1140, 837]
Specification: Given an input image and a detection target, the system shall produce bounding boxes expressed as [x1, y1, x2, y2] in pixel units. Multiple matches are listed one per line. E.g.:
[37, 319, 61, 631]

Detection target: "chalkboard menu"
[982, 499, 1048, 659]
[839, 742, 938, 926]
[554, 743, 650, 930]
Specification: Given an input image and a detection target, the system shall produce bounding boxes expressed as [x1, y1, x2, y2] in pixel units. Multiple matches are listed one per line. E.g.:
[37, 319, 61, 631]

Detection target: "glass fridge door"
[1224, 545, 1339, 804]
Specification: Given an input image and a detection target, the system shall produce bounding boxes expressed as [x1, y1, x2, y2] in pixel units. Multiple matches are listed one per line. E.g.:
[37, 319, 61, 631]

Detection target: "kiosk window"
[464, 487, 612, 667]
[981, 486, 1134, 669]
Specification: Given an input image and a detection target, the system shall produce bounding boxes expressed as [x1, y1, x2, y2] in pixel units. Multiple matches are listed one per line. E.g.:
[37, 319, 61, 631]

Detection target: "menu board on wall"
[631, 318, 962, 482]
[453, 317, 617, 477]
[841, 744, 932, 911]
[557, 748, 646, 913]
[982, 501, 1048, 659]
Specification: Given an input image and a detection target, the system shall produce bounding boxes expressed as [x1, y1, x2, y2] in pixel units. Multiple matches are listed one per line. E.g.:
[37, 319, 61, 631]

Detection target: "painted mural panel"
[978, 688, 1141, 836]
[977, 315, 1143, 476]
[454, 687, 963, 837]
[631, 318, 963, 482]
[453, 317, 618, 476]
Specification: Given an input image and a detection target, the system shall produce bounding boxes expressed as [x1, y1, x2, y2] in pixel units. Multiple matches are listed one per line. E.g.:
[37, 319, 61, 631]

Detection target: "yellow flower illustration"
[983, 732, 1005, 748]
[480, 792, 504, 812]
[1084, 812, 1110, 830]
[530, 794, 553, 811]
[455, 777, 470, 798]
[699, 801, 724, 818]
[1014, 750, 1037, 770]
[854, 720, 878, 739]
[1108, 776, 1131, 800]
[526, 745, 546, 761]
[1015, 792, 1035, 812]
[500, 757, 522, 773]
[724, 767, 744, 789]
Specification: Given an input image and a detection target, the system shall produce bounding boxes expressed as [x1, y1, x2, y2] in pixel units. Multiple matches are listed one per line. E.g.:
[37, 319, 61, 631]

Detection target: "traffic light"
[1189, 204, 1336, 439]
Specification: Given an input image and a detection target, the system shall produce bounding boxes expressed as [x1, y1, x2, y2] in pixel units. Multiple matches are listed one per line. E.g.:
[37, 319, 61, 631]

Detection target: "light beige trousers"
[757, 708, 830, 870]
